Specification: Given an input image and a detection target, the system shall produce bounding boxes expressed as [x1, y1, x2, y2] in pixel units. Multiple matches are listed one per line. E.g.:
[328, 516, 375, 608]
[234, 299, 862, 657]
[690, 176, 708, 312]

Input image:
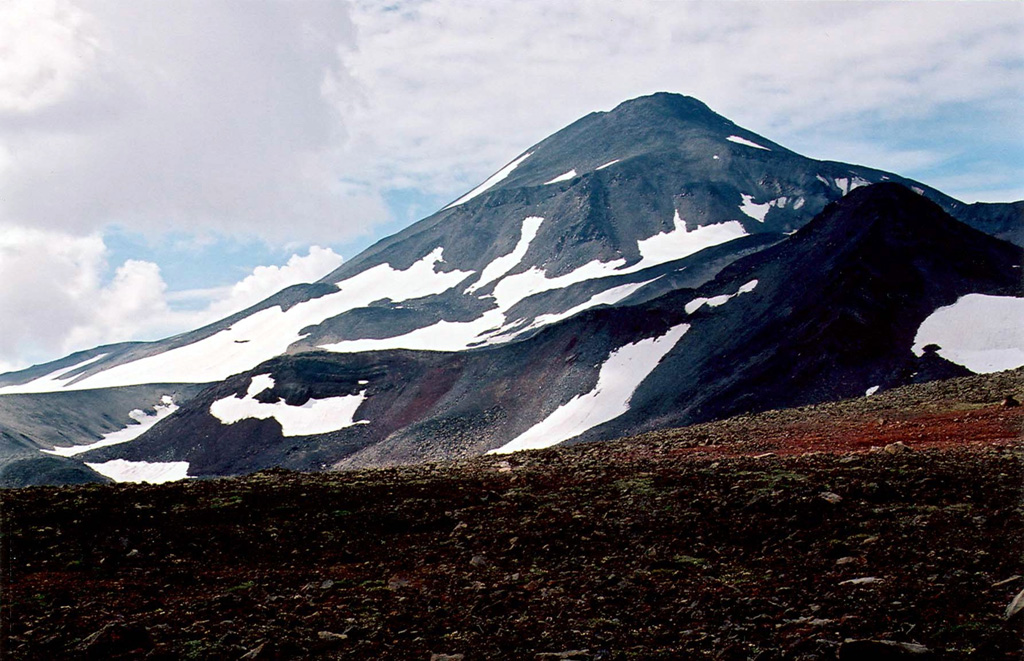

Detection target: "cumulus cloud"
[1, 0, 1021, 372]
[0, 0, 388, 244]
[0, 225, 342, 371]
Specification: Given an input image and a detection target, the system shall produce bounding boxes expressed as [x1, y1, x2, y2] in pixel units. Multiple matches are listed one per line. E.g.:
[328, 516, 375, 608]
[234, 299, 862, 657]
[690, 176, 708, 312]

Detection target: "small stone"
[883, 441, 911, 454]
[430, 654, 465, 661]
[320, 579, 334, 590]
[318, 631, 348, 642]
[240, 643, 269, 660]
[819, 491, 842, 504]
[536, 651, 591, 660]
[469, 555, 488, 568]
[388, 574, 411, 590]
[839, 576, 884, 586]
[1005, 587, 1024, 620]
[835, 556, 857, 565]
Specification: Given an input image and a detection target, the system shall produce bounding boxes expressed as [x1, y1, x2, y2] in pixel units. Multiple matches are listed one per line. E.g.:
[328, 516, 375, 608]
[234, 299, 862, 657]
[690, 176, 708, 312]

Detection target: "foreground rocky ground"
[2, 370, 1023, 660]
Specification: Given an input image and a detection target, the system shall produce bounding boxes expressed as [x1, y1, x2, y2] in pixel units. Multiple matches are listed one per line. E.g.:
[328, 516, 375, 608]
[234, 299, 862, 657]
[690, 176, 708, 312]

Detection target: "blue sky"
[0, 0, 1021, 372]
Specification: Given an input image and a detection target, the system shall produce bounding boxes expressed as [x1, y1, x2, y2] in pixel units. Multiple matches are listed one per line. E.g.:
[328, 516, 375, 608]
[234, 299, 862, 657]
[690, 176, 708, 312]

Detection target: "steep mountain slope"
[76, 184, 1023, 480]
[0, 93, 1021, 486]
[2, 94, 1018, 395]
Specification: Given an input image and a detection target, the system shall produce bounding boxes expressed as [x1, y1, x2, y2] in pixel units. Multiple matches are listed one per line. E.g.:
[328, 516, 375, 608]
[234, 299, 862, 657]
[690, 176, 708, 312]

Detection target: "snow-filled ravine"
[43, 395, 178, 457]
[321, 212, 744, 354]
[209, 374, 369, 437]
[913, 294, 1024, 373]
[685, 279, 758, 314]
[490, 323, 690, 454]
[3, 211, 749, 394]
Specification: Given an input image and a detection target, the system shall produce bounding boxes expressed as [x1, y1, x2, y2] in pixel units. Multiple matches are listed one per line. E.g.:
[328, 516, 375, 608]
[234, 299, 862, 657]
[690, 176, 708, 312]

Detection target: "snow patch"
[467, 216, 544, 294]
[489, 324, 690, 454]
[545, 169, 577, 184]
[85, 459, 190, 484]
[636, 211, 748, 265]
[726, 135, 770, 151]
[595, 159, 619, 170]
[913, 294, 1024, 373]
[793, 197, 805, 210]
[865, 386, 880, 397]
[834, 176, 871, 196]
[210, 374, 369, 437]
[444, 151, 533, 209]
[740, 194, 772, 222]
[686, 279, 758, 314]
[43, 395, 178, 457]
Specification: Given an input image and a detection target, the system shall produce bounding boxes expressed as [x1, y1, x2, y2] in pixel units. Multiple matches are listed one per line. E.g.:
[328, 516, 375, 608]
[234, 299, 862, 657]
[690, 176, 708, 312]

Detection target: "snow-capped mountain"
[1, 93, 1021, 486]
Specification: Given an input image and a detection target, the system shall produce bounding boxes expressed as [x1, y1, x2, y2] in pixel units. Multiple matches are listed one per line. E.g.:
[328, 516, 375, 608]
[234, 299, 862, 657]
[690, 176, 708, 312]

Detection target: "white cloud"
[335, 1, 1023, 202]
[0, 224, 342, 372]
[0, 0, 388, 244]
[1, 0, 1021, 372]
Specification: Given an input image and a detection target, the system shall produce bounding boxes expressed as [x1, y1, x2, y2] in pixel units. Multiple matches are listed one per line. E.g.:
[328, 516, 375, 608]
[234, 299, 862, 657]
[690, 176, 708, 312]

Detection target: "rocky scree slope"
[1, 369, 1022, 660]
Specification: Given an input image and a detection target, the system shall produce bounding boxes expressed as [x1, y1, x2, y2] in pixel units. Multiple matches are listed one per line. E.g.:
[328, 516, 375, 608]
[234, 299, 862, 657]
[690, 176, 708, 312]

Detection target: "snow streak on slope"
[685, 279, 759, 314]
[321, 213, 746, 354]
[18, 249, 471, 391]
[519, 280, 658, 334]
[467, 216, 544, 294]
[489, 323, 690, 454]
[596, 159, 619, 170]
[545, 169, 577, 184]
[85, 459, 190, 484]
[913, 294, 1024, 373]
[443, 152, 533, 210]
[0, 353, 108, 395]
[210, 374, 369, 437]
[43, 396, 178, 457]
[727, 135, 770, 151]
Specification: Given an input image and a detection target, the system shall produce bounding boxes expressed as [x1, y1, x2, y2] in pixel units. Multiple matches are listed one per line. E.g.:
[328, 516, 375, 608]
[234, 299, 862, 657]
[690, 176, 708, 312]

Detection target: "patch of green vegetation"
[226, 580, 255, 593]
[210, 495, 244, 509]
[672, 554, 707, 567]
[613, 477, 658, 496]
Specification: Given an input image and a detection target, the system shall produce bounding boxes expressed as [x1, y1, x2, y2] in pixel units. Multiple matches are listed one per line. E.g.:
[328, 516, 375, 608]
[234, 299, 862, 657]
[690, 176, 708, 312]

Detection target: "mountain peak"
[605, 92, 723, 124]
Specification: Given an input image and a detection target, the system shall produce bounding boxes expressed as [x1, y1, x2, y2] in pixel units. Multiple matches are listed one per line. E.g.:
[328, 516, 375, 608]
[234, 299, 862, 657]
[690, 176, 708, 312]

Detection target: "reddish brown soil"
[2, 371, 1022, 660]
